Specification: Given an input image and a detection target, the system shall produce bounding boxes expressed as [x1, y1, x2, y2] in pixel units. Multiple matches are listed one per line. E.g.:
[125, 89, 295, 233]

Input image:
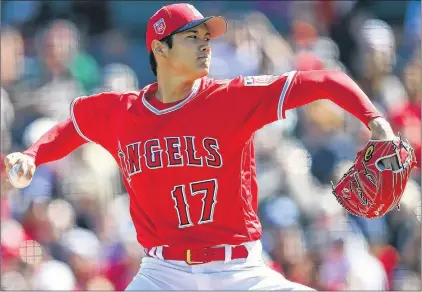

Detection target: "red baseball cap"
[146, 3, 227, 53]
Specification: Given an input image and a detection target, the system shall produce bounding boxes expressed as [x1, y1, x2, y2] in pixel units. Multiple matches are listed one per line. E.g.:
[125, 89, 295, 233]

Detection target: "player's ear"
[151, 40, 168, 58]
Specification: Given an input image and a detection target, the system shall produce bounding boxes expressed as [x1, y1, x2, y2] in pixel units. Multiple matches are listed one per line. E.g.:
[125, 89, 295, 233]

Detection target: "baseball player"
[4, 3, 415, 290]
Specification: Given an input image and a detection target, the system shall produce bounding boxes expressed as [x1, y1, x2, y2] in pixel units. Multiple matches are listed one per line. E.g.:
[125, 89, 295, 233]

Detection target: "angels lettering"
[117, 136, 223, 181]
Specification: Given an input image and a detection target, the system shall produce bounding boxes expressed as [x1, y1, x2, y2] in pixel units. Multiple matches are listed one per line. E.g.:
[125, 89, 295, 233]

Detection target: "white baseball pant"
[125, 240, 315, 290]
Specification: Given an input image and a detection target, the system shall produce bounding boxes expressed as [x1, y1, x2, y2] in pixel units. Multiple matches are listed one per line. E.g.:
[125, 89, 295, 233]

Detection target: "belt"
[146, 245, 249, 265]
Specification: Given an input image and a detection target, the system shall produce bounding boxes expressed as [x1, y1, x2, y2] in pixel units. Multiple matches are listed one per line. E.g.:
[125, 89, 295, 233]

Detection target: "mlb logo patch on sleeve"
[243, 75, 277, 86]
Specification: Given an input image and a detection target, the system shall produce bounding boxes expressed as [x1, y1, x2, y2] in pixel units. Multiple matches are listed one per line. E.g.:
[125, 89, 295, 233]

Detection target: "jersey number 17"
[171, 179, 218, 228]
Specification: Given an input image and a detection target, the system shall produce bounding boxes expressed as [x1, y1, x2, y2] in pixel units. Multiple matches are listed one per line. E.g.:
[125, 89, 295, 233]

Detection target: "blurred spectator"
[1, 89, 15, 153]
[208, 19, 260, 78]
[245, 11, 294, 74]
[356, 19, 406, 114]
[31, 260, 76, 290]
[396, 1, 421, 72]
[388, 57, 421, 171]
[1, 89, 16, 134]
[312, 37, 348, 72]
[28, 20, 100, 120]
[101, 63, 139, 92]
[60, 227, 103, 290]
[319, 236, 350, 290]
[0, 27, 25, 89]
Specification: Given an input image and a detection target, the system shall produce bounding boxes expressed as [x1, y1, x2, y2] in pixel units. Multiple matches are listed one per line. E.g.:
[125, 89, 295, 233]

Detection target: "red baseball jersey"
[70, 72, 297, 249]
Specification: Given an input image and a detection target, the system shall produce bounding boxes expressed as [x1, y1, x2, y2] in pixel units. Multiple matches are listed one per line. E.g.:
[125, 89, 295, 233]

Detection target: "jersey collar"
[141, 78, 202, 115]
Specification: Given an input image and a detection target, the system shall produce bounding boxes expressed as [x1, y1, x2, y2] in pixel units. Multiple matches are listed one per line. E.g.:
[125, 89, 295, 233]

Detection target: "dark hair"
[149, 35, 173, 76]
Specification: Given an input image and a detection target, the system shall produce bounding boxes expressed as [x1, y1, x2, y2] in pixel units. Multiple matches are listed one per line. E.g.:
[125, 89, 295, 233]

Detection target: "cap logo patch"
[154, 18, 166, 35]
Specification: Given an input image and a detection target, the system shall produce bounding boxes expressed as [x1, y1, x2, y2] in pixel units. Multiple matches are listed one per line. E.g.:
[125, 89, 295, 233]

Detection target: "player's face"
[168, 23, 211, 78]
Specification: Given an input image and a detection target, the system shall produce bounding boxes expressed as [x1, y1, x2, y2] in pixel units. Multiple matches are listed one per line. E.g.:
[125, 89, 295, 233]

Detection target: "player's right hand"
[4, 152, 36, 188]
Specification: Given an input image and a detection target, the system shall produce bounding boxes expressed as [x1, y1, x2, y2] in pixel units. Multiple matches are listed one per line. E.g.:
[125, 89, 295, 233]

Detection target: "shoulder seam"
[70, 96, 95, 143]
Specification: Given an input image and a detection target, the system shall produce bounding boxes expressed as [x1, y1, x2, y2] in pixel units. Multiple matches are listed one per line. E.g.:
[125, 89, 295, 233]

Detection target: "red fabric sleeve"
[226, 72, 297, 134]
[282, 70, 382, 128]
[23, 117, 87, 166]
[70, 92, 120, 144]
[225, 70, 381, 137]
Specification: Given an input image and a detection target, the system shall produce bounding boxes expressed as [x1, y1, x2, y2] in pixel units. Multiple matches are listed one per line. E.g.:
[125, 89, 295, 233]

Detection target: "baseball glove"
[331, 135, 417, 219]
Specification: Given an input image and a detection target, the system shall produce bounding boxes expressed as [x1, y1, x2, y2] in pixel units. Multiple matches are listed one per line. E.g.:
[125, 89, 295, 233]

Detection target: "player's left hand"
[368, 117, 400, 170]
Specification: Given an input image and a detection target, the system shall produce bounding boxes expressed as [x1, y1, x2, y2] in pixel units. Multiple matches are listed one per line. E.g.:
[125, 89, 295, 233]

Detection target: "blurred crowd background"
[1, 1, 421, 291]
